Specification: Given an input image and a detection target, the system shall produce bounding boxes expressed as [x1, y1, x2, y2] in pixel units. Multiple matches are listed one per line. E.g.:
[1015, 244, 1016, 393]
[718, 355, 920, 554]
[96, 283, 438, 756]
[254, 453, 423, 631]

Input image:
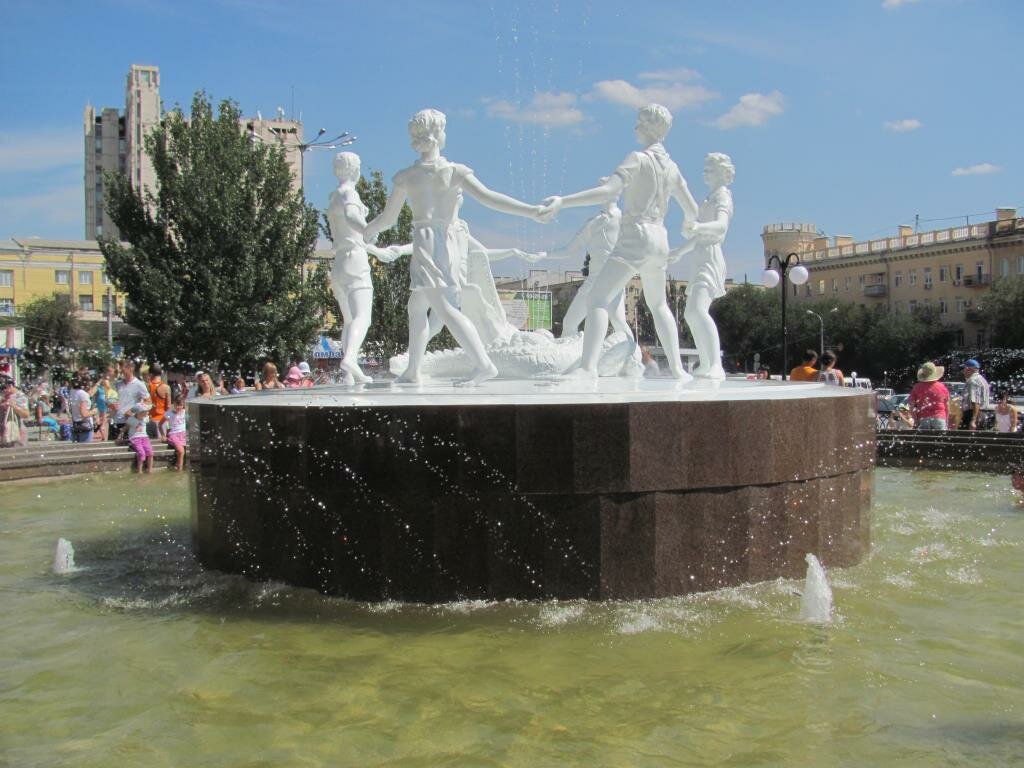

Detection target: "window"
[0, 269, 12, 287]
[805, 284, 812, 297]
[909, 299, 918, 312]
[977, 330, 986, 348]
[894, 301, 903, 314]
[924, 267, 933, 288]
[831, 278, 838, 292]
[101, 270, 111, 285]
[955, 330, 965, 347]
[844, 276, 851, 291]
[0, 298, 13, 316]
[954, 264, 963, 282]
[909, 269, 917, 286]
[939, 266, 948, 283]
[78, 295, 94, 312]
[955, 296, 965, 313]
[1000, 258, 1009, 277]
[939, 297, 948, 315]
[54, 270, 70, 285]
[1018, 255, 1024, 274]
[976, 261, 984, 279]
[818, 279, 825, 295]
[894, 271, 902, 288]
[78, 271, 93, 286]
[923, 298, 931, 308]
[859, 274, 866, 286]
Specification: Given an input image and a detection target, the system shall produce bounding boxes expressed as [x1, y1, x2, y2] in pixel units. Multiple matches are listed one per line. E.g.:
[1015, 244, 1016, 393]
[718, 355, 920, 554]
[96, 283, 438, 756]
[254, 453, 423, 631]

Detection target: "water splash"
[798, 554, 833, 623]
[53, 538, 76, 575]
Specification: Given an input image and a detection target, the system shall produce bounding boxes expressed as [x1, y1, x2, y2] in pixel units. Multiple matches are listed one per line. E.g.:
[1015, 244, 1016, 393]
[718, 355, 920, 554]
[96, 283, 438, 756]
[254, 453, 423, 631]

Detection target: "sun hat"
[963, 359, 980, 369]
[916, 361, 944, 382]
[284, 366, 303, 383]
[297, 361, 312, 375]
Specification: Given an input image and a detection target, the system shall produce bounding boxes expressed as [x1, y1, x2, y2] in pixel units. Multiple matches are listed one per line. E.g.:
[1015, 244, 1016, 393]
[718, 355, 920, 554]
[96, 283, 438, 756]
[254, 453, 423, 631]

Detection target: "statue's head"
[408, 109, 447, 153]
[635, 104, 672, 144]
[704, 152, 735, 186]
[333, 151, 360, 182]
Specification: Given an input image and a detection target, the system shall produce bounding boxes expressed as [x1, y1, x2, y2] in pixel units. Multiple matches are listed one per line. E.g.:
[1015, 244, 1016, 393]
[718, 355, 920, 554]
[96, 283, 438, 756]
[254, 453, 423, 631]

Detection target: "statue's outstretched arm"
[543, 177, 621, 217]
[462, 174, 544, 220]
[671, 175, 700, 235]
[363, 184, 408, 243]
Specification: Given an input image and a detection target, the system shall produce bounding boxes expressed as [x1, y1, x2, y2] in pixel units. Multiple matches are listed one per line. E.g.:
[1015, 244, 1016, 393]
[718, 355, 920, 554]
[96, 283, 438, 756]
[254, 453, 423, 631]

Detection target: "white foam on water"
[947, 566, 983, 585]
[884, 572, 915, 589]
[440, 599, 498, 615]
[798, 554, 833, 624]
[536, 601, 586, 627]
[616, 611, 662, 635]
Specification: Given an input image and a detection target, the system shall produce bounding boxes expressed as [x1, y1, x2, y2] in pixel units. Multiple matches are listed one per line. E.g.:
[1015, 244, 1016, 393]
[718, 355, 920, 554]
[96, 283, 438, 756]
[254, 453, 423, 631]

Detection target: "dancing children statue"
[325, 152, 400, 384]
[668, 152, 734, 380]
[363, 108, 551, 386]
[543, 181, 631, 341]
[540, 104, 699, 380]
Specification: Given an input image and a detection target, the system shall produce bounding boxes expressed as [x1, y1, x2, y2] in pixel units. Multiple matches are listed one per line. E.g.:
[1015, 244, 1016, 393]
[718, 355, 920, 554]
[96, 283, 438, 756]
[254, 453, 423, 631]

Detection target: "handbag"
[2, 404, 21, 445]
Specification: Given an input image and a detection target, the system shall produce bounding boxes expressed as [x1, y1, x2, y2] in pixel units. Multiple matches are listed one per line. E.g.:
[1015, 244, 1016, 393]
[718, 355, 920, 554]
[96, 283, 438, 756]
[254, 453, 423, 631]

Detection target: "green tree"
[99, 91, 328, 373]
[861, 305, 957, 383]
[982, 275, 1024, 347]
[710, 284, 781, 371]
[16, 295, 82, 379]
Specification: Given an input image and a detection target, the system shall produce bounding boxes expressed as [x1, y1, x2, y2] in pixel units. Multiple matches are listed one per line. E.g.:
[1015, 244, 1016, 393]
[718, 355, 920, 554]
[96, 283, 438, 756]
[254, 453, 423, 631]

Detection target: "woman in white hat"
[908, 361, 950, 431]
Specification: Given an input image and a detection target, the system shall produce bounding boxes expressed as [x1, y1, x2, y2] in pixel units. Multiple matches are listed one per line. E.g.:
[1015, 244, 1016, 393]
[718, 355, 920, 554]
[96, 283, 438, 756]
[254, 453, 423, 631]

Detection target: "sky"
[1, 0, 1021, 282]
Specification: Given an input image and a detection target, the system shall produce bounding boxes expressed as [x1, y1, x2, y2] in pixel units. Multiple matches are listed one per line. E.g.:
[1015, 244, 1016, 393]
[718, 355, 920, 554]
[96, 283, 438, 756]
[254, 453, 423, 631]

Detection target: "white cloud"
[713, 91, 785, 129]
[590, 69, 717, 111]
[484, 91, 584, 127]
[0, 130, 82, 174]
[882, 0, 920, 9]
[952, 163, 1001, 177]
[884, 118, 922, 132]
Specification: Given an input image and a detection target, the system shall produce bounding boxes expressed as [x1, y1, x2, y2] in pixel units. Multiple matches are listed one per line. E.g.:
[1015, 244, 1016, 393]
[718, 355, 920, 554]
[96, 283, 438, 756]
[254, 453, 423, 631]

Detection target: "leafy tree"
[16, 295, 82, 379]
[710, 284, 781, 371]
[981, 275, 1024, 347]
[862, 305, 957, 384]
[99, 91, 328, 373]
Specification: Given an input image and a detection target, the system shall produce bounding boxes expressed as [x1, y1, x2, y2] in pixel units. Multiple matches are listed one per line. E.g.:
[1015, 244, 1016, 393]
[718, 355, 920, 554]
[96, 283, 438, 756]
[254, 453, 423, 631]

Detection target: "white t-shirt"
[70, 389, 92, 423]
[166, 409, 187, 435]
[125, 413, 149, 440]
[115, 377, 149, 423]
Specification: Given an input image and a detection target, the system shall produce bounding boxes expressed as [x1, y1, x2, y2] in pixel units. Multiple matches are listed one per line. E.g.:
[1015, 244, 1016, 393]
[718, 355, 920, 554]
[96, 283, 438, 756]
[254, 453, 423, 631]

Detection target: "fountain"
[189, 105, 874, 602]
[798, 553, 834, 623]
[52, 538, 76, 575]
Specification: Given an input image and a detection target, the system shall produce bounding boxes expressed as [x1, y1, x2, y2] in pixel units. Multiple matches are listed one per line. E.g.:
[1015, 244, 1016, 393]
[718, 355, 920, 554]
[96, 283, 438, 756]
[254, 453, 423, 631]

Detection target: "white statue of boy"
[543, 182, 631, 341]
[363, 109, 550, 386]
[325, 152, 399, 385]
[541, 104, 699, 379]
[668, 152, 735, 380]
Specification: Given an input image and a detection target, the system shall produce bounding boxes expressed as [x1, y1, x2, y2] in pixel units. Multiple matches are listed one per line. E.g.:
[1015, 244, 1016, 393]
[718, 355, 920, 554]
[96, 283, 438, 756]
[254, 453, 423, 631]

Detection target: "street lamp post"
[806, 309, 824, 358]
[250, 126, 357, 191]
[762, 252, 809, 380]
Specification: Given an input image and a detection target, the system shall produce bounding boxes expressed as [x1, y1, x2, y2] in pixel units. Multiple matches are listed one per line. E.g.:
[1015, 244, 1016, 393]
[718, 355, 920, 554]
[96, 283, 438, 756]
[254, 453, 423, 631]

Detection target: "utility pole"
[106, 286, 113, 345]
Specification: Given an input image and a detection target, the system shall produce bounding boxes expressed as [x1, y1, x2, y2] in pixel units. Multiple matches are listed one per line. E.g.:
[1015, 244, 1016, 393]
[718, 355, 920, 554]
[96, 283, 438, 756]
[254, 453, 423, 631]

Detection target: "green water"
[1, 469, 1022, 767]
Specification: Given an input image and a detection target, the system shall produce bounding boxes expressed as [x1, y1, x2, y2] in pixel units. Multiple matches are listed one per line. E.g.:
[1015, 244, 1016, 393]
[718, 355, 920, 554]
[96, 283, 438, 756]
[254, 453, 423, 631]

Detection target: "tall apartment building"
[762, 208, 1024, 347]
[84, 66, 303, 240]
[84, 64, 161, 239]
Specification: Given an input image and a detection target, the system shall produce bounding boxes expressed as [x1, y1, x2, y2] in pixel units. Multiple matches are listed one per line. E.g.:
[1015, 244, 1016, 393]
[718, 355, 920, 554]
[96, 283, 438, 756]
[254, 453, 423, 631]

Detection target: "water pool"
[2, 469, 1022, 766]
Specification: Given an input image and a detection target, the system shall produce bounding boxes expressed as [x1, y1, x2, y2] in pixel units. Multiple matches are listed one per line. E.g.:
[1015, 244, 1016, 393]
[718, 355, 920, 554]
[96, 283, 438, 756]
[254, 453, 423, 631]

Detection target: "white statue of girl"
[363, 108, 550, 386]
[668, 152, 734, 380]
[325, 152, 399, 384]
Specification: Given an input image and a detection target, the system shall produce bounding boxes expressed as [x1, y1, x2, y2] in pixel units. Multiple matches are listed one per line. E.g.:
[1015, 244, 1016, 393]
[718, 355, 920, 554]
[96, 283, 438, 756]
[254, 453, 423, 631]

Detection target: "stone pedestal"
[189, 379, 874, 601]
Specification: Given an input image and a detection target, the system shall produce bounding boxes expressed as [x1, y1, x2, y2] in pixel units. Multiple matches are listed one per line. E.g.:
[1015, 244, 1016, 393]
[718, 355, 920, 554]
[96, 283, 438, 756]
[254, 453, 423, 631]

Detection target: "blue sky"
[1, 0, 1020, 281]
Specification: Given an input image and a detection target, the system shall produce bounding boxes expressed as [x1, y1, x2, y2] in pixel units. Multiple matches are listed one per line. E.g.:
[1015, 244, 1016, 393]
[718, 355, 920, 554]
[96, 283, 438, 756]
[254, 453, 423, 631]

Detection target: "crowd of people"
[0, 358, 326, 465]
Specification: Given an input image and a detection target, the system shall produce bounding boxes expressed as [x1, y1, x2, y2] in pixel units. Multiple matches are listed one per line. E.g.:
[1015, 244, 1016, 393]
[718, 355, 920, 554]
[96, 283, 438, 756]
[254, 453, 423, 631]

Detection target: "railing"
[801, 221, 1011, 262]
[964, 310, 984, 323]
[763, 223, 816, 234]
[962, 274, 992, 287]
[863, 285, 887, 297]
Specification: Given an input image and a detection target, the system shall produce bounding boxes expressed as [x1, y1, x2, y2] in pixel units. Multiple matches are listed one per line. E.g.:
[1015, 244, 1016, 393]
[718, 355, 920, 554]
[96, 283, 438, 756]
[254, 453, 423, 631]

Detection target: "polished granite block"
[191, 382, 874, 601]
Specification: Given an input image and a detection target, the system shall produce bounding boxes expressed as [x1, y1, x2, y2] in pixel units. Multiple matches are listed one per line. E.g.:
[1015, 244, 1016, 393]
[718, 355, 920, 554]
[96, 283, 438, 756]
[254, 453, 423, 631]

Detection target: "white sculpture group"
[326, 104, 733, 386]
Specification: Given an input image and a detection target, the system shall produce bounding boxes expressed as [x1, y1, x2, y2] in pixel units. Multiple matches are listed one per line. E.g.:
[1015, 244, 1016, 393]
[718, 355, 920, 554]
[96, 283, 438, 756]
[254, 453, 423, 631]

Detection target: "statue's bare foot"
[696, 364, 725, 381]
[340, 359, 372, 384]
[455, 362, 498, 387]
[668, 366, 694, 383]
[396, 369, 422, 384]
[341, 371, 356, 386]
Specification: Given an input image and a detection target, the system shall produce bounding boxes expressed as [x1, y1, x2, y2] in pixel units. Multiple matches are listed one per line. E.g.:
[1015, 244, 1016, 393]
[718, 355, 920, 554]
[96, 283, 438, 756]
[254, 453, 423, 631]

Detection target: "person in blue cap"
[960, 358, 990, 430]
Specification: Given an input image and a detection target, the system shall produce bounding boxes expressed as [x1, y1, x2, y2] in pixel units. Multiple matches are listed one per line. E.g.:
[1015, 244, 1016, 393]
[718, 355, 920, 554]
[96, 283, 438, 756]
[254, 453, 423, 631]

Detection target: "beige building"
[84, 65, 303, 240]
[762, 208, 1024, 347]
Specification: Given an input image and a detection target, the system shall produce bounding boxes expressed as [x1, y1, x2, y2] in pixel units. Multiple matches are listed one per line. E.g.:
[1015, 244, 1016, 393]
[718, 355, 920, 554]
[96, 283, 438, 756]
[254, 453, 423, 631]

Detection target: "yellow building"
[762, 208, 1024, 347]
[0, 238, 128, 321]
